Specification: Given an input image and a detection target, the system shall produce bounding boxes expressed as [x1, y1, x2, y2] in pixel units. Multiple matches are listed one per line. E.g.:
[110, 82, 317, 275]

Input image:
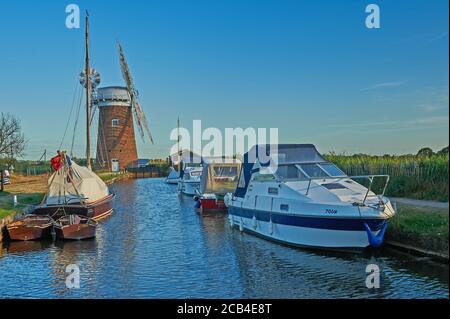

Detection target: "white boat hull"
[228, 207, 385, 249]
[178, 181, 200, 196]
[166, 178, 179, 184]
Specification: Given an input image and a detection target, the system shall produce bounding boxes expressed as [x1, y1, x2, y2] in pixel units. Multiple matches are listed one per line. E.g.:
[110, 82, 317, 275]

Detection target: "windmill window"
[112, 119, 120, 127]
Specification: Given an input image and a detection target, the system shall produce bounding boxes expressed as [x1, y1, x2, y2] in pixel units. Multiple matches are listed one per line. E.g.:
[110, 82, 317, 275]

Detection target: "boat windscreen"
[269, 145, 325, 164]
[319, 163, 347, 177]
[275, 165, 308, 181]
[299, 163, 329, 178]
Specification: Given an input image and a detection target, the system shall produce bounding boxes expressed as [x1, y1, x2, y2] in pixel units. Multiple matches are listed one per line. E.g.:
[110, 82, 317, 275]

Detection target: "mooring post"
[0, 169, 4, 192]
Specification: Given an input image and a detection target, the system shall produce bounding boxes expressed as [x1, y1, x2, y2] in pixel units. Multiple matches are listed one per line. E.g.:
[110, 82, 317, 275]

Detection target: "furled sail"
[46, 161, 109, 205]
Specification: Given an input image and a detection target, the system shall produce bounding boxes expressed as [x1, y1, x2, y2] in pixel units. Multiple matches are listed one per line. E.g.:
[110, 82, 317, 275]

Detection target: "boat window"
[190, 171, 202, 177]
[237, 167, 246, 188]
[319, 163, 347, 177]
[322, 183, 347, 190]
[213, 166, 238, 177]
[275, 165, 308, 181]
[299, 163, 328, 178]
[252, 171, 276, 182]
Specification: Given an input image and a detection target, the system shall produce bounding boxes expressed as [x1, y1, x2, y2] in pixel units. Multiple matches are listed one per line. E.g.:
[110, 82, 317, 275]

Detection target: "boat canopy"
[234, 144, 325, 198]
[46, 161, 110, 205]
[171, 149, 202, 166]
[199, 157, 241, 195]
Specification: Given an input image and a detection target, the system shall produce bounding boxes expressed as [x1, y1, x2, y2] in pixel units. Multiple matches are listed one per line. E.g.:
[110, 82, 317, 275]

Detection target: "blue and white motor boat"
[178, 166, 203, 196]
[224, 144, 396, 250]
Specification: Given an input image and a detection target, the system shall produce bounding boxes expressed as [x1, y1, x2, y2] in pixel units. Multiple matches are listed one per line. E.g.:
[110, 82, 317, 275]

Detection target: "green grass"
[0, 198, 17, 219]
[0, 207, 16, 219]
[0, 192, 44, 219]
[325, 153, 449, 201]
[390, 205, 449, 239]
[98, 173, 125, 182]
[387, 204, 449, 253]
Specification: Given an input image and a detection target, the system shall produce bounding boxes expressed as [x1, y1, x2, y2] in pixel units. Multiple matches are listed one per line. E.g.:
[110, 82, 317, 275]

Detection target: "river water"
[0, 178, 448, 298]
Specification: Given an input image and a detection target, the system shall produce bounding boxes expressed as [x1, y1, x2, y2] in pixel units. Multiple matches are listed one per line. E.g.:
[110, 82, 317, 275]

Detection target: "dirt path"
[2, 174, 48, 194]
[391, 197, 449, 210]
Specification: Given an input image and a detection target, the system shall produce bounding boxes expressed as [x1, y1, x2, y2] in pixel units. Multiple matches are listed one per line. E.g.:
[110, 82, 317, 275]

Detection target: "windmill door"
[111, 159, 120, 172]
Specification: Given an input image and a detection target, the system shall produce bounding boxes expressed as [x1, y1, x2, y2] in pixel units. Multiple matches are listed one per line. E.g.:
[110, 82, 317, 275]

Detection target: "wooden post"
[1, 169, 4, 192]
[85, 11, 92, 170]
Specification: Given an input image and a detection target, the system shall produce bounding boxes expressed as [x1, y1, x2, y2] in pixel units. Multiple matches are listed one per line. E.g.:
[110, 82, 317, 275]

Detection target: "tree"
[0, 113, 26, 161]
[437, 146, 449, 155]
[416, 147, 434, 157]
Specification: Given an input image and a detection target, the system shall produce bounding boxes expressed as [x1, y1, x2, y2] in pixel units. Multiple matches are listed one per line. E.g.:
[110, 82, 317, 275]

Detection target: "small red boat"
[6, 215, 53, 241]
[196, 195, 227, 213]
[53, 215, 97, 240]
[196, 157, 241, 213]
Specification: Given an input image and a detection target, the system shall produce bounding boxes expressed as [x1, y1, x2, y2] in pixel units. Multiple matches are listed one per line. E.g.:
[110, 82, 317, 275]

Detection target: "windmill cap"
[95, 86, 131, 107]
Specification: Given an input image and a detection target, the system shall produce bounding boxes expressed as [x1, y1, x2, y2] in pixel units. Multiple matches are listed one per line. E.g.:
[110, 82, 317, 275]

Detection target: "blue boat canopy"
[234, 144, 325, 198]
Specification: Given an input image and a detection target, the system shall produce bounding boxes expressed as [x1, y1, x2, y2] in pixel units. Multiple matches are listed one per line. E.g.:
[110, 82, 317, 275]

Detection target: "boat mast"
[85, 11, 92, 170]
[177, 116, 181, 172]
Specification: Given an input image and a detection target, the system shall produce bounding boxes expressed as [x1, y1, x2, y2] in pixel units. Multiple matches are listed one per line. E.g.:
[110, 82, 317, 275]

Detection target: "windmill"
[94, 42, 154, 171]
[117, 42, 154, 144]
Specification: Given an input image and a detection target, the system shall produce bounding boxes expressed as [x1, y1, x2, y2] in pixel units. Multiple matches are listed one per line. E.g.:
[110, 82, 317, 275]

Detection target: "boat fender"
[269, 218, 274, 235]
[194, 199, 201, 209]
[229, 215, 234, 227]
[363, 221, 388, 248]
[252, 215, 257, 229]
[239, 218, 244, 232]
[224, 193, 232, 207]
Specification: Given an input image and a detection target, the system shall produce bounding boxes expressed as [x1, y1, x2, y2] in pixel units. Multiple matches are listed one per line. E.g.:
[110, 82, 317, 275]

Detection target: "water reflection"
[0, 178, 448, 299]
[4, 240, 52, 255]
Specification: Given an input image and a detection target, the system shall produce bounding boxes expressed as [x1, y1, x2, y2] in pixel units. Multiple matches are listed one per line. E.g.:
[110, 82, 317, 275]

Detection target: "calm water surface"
[0, 178, 448, 298]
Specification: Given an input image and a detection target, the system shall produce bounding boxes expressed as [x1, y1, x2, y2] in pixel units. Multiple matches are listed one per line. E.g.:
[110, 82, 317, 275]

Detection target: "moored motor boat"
[178, 167, 202, 196]
[195, 157, 241, 213]
[53, 215, 98, 240]
[225, 144, 396, 250]
[6, 215, 53, 241]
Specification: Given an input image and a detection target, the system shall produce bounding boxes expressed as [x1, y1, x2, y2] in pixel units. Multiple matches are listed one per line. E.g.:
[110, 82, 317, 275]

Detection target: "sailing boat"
[33, 12, 115, 221]
[166, 117, 181, 184]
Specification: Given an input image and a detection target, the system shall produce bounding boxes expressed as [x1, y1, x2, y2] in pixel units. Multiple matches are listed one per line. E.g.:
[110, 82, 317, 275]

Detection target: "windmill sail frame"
[117, 42, 154, 144]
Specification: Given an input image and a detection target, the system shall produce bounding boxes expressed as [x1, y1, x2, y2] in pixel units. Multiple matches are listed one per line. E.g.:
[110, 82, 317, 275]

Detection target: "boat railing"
[304, 174, 390, 205]
[350, 175, 390, 204]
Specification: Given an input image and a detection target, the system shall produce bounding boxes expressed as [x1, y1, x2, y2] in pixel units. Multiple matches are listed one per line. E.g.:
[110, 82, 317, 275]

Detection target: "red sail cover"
[50, 155, 62, 171]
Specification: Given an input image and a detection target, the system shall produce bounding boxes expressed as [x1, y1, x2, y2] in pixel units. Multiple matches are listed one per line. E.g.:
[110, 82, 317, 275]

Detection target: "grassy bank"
[97, 171, 129, 183]
[326, 153, 449, 201]
[387, 204, 449, 256]
[0, 192, 45, 219]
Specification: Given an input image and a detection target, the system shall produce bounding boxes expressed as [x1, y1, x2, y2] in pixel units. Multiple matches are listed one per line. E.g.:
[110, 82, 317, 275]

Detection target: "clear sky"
[0, 0, 448, 160]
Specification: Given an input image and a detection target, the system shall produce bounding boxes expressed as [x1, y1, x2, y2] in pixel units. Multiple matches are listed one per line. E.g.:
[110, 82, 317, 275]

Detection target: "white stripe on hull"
[228, 214, 377, 249]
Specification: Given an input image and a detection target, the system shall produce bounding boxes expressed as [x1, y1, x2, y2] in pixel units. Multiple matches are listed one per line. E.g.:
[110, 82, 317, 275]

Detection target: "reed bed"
[325, 153, 449, 202]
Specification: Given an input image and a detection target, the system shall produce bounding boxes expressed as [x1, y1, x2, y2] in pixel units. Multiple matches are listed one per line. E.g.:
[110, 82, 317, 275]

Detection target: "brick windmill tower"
[95, 43, 154, 171]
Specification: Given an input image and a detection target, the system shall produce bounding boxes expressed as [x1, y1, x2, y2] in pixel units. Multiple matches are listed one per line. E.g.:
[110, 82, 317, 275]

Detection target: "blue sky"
[0, 0, 448, 160]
